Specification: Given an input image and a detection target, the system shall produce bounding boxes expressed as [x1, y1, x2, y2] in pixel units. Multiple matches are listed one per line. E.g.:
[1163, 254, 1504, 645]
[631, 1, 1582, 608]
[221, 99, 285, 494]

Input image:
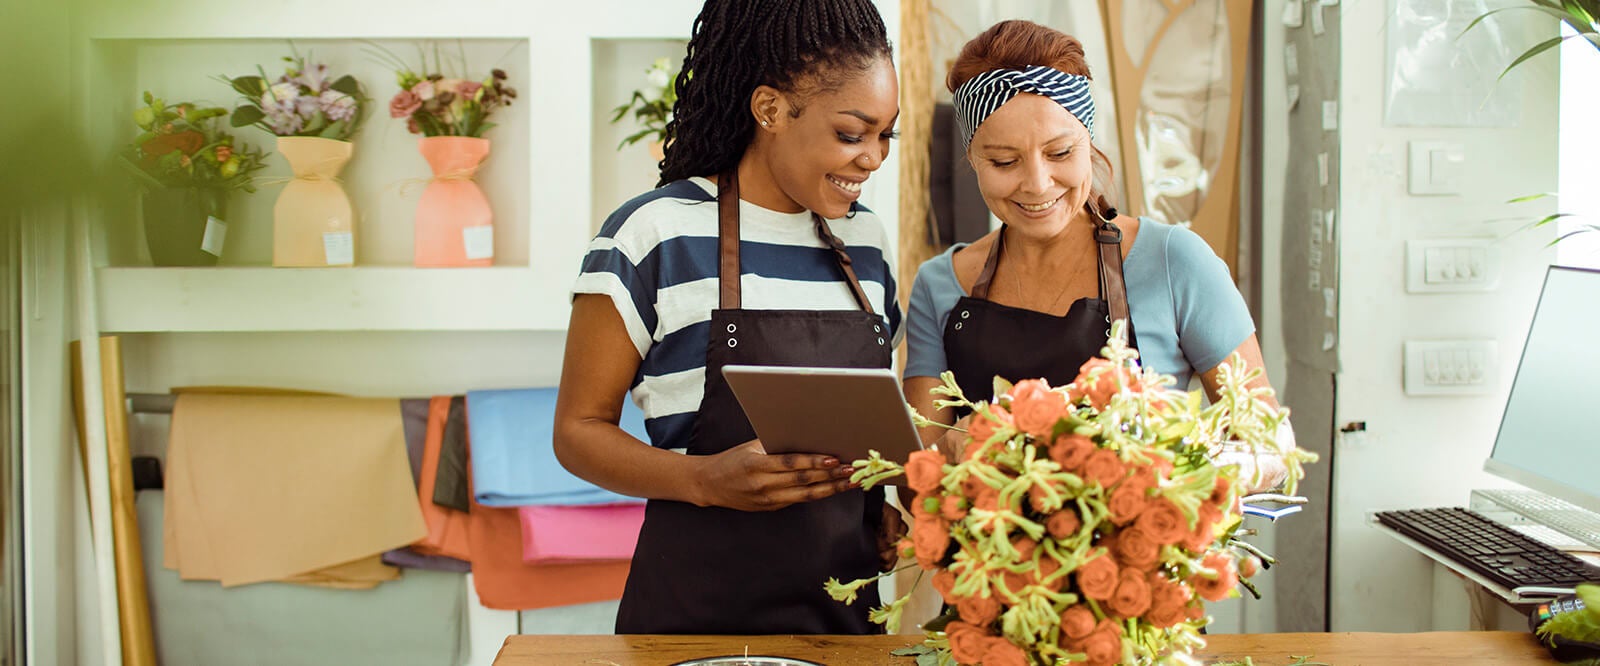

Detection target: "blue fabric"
[466, 388, 648, 507]
[952, 65, 1096, 146]
[904, 219, 1254, 389]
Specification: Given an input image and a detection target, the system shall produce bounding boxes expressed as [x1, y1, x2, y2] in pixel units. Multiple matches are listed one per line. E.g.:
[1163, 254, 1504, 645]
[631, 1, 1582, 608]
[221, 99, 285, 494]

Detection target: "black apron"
[615, 170, 891, 635]
[943, 207, 1138, 409]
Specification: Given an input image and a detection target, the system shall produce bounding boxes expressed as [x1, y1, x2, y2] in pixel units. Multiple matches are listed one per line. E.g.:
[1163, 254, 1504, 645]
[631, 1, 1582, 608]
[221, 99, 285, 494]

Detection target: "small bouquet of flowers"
[829, 323, 1318, 666]
[385, 61, 517, 137]
[119, 91, 268, 192]
[610, 56, 680, 150]
[220, 55, 369, 140]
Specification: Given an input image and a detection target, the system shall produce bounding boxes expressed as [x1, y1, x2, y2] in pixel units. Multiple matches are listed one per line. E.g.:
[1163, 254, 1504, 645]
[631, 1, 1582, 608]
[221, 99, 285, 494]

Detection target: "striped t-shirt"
[573, 177, 904, 452]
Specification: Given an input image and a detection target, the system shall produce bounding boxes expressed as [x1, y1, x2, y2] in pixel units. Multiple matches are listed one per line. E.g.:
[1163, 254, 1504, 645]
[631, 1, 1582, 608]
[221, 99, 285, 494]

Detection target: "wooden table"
[494, 631, 1556, 664]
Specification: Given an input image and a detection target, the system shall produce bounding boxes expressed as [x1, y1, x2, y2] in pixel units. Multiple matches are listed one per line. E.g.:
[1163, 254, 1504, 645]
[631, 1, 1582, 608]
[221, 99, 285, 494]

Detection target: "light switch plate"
[1404, 340, 1498, 396]
[1408, 140, 1465, 195]
[1406, 239, 1500, 293]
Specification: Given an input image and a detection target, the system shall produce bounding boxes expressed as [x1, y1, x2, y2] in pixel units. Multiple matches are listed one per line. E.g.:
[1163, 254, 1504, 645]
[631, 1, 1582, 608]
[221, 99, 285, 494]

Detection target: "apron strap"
[717, 170, 741, 310]
[812, 214, 875, 315]
[1094, 208, 1132, 336]
[714, 169, 875, 316]
[969, 225, 1006, 300]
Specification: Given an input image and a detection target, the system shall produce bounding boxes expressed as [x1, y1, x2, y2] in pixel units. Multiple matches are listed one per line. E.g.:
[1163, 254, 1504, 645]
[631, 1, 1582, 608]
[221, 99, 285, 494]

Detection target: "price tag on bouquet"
[463, 225, 494, 261]
[201, 216, 227, 257]
[322, 231, 355, 266]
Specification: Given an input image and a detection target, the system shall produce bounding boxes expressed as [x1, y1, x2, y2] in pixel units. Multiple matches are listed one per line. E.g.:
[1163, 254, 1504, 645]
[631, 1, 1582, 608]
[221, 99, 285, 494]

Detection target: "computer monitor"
[1483, 266, 1600, 515]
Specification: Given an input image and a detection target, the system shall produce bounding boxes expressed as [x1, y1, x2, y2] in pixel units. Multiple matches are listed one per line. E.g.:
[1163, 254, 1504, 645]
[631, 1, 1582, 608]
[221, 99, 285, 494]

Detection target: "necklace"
[1003, 225, 1096, 315]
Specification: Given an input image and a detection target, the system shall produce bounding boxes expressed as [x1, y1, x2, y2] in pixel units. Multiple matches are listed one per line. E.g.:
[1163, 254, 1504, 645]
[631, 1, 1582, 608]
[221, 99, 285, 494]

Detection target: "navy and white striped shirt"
[573, 177, 904, 452]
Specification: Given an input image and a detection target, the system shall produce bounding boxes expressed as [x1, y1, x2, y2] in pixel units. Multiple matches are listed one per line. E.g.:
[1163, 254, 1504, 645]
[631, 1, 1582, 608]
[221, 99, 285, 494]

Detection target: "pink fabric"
[517, 504, 646, 563]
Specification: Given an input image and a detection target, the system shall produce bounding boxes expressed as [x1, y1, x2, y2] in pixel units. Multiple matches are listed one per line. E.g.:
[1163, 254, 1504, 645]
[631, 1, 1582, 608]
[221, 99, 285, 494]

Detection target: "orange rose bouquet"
[828, 323, 1317, 666]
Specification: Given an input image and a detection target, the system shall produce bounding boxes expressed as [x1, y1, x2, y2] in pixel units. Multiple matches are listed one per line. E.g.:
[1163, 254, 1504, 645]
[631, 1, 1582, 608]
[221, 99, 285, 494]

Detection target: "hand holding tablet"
[721, 365, 926, 464]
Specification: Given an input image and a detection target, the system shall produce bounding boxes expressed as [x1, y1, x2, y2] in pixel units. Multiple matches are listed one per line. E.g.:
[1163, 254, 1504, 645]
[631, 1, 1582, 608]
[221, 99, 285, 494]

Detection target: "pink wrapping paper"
[517, 503, 646, 563]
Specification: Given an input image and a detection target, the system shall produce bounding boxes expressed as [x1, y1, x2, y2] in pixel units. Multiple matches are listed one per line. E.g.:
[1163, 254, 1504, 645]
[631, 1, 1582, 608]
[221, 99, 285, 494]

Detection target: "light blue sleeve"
[1165, 225, 1255, 373]
[904, 253, 960, 379]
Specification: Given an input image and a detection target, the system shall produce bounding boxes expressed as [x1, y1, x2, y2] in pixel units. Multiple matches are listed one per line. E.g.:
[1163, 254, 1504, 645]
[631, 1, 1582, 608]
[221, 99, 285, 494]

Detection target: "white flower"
[268, 81, 300, 104]
[412, 80, 435, 101]
[319, 90, 357, 122]
[645, 58, 673, 90]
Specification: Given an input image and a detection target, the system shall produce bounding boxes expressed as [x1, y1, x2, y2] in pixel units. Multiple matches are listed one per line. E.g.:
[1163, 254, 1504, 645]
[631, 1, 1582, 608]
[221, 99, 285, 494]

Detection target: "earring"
[761, 120, 770, 127]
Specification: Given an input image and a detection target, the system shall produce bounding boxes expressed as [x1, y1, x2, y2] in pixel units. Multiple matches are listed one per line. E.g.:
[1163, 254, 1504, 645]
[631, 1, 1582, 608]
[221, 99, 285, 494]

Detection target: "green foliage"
[1537, 583, 1600, 648]
[118, 92, 269, 194]
[610, 57, 682, 150]
[1462, 0, 1600, 78]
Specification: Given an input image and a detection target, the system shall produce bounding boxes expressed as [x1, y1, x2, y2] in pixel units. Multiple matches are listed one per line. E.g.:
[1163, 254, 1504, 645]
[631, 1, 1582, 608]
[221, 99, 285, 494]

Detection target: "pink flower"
[412, 80, 436, 101]
[457, 79, 484, 100]
[389, 90, 422, 119]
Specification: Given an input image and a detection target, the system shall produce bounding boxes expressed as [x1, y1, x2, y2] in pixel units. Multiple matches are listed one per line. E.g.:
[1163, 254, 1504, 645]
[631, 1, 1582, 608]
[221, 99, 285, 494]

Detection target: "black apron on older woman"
[615, 171, 891, 635]
[943, 207, 1138, 408]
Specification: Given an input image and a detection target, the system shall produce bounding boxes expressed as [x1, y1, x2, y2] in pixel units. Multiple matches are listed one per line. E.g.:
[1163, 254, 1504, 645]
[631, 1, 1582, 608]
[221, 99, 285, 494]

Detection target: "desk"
[493, 631, 1556, 665]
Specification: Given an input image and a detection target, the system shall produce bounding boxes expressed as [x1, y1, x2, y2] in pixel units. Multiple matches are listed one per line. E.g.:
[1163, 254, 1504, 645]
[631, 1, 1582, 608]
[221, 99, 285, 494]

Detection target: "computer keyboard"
[1374, 507, 1600, 591]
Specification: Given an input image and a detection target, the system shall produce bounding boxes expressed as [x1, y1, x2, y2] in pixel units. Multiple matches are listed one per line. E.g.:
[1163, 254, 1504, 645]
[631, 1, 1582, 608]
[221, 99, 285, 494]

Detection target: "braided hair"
[657, 0, 892, 186]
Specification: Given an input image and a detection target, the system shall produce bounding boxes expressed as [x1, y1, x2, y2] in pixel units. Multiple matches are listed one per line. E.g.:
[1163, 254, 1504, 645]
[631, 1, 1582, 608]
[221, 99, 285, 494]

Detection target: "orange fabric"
[413, 396, 472, 560]
[464, 418, 630, 611]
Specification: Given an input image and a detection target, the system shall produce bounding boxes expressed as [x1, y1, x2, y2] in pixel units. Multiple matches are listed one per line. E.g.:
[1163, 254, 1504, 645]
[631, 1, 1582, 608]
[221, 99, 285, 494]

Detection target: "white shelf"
[95, 266, 569, 333]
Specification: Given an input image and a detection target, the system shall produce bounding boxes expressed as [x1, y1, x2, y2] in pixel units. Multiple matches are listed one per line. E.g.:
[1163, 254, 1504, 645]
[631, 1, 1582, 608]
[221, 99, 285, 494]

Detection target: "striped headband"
[952, 65, 1096, 149]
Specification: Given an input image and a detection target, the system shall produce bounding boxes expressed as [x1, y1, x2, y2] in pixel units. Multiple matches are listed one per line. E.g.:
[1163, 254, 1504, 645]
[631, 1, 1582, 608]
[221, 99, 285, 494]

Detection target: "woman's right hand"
[693, 439, 858, 511]
[930, 414, 973, 464]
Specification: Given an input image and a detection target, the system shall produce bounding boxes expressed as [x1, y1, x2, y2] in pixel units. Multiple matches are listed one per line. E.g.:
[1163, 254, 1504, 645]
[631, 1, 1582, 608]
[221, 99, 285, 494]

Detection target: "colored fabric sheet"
[414, 396, 472, 561]
[518, 503, 645, 563]
[381, 548, 472, 573]
[431, 396, 472, 513]
[465, 388, 646, 507]
[466, 436, 630, 611]
[164, 393, 426, 587]
[387, 397, 471, 572]
[139, 491, 467, 666]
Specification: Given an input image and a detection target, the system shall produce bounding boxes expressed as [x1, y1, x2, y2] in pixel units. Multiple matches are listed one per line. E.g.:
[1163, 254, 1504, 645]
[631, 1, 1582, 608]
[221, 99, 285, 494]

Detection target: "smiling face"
[967, 93, 1095, 238]
[757, 56, 900, 219]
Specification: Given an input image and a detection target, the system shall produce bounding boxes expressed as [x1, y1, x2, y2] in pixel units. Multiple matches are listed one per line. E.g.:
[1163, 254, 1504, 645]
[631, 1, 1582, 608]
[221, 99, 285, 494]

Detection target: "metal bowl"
[668, 657, 825, 666]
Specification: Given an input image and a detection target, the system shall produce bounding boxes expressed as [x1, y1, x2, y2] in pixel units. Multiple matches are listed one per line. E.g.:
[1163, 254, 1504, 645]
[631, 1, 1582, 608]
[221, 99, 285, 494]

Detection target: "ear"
[750, 85, 789, 131]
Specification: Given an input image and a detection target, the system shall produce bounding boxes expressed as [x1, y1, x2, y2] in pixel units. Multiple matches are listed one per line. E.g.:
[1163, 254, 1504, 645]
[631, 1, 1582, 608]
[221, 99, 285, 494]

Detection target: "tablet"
[722, 365, 925, 463]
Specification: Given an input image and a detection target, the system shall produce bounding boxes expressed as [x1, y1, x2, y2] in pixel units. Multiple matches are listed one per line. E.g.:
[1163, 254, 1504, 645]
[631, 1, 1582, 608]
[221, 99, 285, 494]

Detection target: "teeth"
[1018, 199, 1058, 212]
[828, 175, 863, 193]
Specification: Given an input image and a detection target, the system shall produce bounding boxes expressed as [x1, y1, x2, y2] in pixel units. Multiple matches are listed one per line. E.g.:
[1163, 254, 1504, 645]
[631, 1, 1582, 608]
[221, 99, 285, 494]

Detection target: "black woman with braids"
[552, 0, 903, 634]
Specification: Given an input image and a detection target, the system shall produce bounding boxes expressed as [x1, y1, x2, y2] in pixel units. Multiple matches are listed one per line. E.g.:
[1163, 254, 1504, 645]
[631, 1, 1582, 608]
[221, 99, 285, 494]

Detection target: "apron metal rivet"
[960, 310, 970, 319]
[1105, 329, 1111, 337]
[728, 338, 738, 348]
[873, 324, 881, 333]
[726, 323, 737, 333]
[877, 337, 884, 345]
[954, 322, 963, 330]
[1104, 315, 1110, 323]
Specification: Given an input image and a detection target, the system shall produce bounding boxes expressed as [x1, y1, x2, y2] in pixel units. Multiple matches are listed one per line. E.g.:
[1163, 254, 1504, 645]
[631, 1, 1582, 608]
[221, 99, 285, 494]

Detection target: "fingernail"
[822, 458, 839, 467]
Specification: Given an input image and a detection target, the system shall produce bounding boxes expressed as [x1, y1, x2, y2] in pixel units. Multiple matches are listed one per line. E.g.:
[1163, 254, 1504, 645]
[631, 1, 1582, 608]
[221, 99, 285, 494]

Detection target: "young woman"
[553, 0, 903, 635]
[904, 20, 1293, 492]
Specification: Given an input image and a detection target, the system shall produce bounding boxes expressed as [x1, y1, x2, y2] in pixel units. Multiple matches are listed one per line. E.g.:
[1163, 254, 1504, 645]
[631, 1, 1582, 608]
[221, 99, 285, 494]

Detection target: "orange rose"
[966, 405, 1011, 451]
[1239, 554, 1262, 578]
[981, 637, 1028, 666]
[1070, 358, 1142, 410]
[1209, 476, 1233, 504]
[1110, 526, 1161, 570]
[912, 516, 950, 570]
[1183, 502, 1222, 551]
[1106, 480, 1149, 525]
[1146, 573, 1190, 628]
[932, 569, 958, 604]
[896, 537, 915, 561]
[1190, 551, 1238, 602]
[1137, 497, 1188, 545]
[940, 494, 969, 521]
[1075, 550, 1119, 600]
[904, 450, 945, 494]
[1009, 379, 1067, 438]
[910, 492, 939, 520]
[1001, 569, 1032, 598]
[1187, 603, 1205, 621]
[1046, 509, 1083, 541]
[1082, 449, 1126, 488]
[1106, 568, 1152, 619]
[945, 621, 990, 664]
[1080, 619, 1124, 666]
[973, 485, 1000, 512]
[1049, 433, 1096, 473]
[1034, 555, 1063, 590]
[1059, 604, 1097, 640]
[957, 592, 1002, 626]
[1027, 483, 1054, 513]
[1012, 536, 1038, 561]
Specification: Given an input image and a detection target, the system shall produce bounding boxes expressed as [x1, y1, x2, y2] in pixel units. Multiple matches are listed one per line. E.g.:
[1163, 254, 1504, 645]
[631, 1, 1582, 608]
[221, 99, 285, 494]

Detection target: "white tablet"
[722, 365, 925, 464]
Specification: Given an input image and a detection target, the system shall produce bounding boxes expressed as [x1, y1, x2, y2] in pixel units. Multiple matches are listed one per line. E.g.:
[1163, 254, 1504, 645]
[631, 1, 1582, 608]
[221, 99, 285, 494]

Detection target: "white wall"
[1331, 0, 1559, 632]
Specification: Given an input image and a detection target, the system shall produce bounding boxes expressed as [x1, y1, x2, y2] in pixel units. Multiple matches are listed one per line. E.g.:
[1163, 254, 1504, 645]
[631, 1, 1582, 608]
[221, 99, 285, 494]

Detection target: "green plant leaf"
[329, 74, 362, 97]
[1500, 34, 1581, 80]
[319, 119, 348, 139]
[229, 75, 266, 98]
[1532, 212, 1575, 227]
[1460, 6, 1575, 41]
[229, 105, 265, 128]
[1507, 192, 1556, 203]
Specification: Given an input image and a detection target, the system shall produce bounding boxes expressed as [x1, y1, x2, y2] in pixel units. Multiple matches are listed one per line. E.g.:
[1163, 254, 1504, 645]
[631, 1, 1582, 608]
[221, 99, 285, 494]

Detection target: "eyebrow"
[838, 109, 899, 127]
[978, 131, 1077, 151]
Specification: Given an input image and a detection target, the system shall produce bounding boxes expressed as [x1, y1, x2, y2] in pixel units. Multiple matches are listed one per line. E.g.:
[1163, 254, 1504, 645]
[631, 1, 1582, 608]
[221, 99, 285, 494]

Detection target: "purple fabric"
[382, 548, 471, 573]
